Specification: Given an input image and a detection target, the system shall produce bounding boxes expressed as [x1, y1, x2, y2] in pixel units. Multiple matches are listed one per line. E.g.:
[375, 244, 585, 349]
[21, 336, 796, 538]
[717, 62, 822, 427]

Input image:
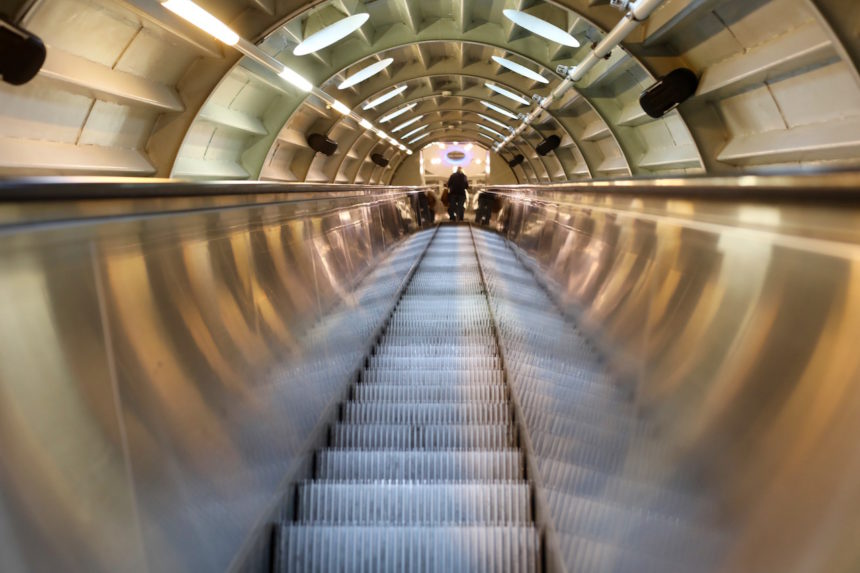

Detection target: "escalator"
[275, 225, 541, 572]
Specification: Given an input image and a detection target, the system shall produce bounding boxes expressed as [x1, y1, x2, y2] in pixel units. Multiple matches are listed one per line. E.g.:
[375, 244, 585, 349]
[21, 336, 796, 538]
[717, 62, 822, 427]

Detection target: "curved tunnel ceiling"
[1, 0, 859, 183]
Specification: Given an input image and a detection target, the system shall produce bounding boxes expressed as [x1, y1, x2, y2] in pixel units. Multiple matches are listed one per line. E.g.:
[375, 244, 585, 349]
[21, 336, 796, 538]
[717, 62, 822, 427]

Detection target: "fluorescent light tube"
[294, 13, 370, 56]
[162, 0, 239, 45]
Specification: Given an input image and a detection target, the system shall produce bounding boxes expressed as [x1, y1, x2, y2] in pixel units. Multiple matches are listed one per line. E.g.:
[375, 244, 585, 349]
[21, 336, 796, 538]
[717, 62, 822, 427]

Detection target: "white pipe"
[497, 0, 667, 153]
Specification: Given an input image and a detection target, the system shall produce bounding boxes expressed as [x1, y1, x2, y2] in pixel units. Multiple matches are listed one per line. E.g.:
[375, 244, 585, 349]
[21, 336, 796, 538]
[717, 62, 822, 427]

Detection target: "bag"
[441, 188, 449, 207]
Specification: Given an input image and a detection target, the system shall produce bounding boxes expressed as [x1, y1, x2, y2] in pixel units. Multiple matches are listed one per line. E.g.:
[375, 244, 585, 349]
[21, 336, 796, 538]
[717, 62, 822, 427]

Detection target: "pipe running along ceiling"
[1, 0, 859, 183]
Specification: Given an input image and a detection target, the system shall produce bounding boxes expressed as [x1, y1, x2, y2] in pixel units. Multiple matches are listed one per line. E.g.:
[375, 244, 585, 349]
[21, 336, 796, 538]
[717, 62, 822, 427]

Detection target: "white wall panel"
[78, 101, 156, 149]
[115, 28, 200, 86]
[769, 61, 860, 127]
[0, 80, 92, 144]
[26, 0, 139, 67]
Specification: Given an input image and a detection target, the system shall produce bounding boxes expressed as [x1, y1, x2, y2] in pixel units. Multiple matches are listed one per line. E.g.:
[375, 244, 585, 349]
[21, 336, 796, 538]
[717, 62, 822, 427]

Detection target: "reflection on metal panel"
[0, 185, 428, 572]
[490, 173, 860, 573]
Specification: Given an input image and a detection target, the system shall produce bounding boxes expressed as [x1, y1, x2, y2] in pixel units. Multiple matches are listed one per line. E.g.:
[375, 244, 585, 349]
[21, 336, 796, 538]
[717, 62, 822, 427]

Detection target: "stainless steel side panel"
[0, 188, 423, 573]
[491, 175, 860, 573]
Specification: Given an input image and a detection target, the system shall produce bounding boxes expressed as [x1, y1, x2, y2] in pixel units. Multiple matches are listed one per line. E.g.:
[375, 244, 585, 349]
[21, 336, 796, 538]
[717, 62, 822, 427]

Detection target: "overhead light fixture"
[502, 10, 581, 47]
[491, 56, 548, 84]
[485, 83, 530, 106]
[479, 133, 495, 141]
[331, 99, 351, 114]
[363, 85, 407, 110]
[338, 57, 394, 90]
[359, 118, 373, 130]
[477, 124, 504, 138]
[278, 66, 313, 92]
[392, 115, 424, 132]
[481, 101, 518, 120]
[409, 133, 429, 144]
[478, 113, 509, 130]
[379, 103, 417, 123]
[161, 0, 239, 45]
[294, 13, 370, 56]
[402, 124, 428, 139]
[406, 150, 413, 155]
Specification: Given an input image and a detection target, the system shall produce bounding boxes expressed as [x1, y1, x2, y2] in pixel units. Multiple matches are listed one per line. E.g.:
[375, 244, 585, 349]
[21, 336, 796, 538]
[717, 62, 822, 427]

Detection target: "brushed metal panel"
[490, 173, 860, 573]
[0, 228, 146, 573]
[0, 185, 426, 573]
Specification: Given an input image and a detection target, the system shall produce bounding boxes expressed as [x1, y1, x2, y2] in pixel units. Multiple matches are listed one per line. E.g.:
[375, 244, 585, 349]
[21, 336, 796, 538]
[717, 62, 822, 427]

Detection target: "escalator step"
[341, 402, 511, 425]
[316, 450, 524, 481]
[353, 385, 506, 403]
[296, 482, 532, 525]
[275, 525, 541, 573]
[331, 423, 517, 449]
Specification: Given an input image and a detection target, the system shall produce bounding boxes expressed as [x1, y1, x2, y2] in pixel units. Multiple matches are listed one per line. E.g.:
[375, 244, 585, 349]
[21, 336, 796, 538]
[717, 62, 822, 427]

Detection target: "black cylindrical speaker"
[536, 135, 561, 156]
[507, 154, 524, 168]
[371, 153, 389, 167]
[0, 18, 46, 86]
[307, 133, 338, 156]
[639, 68, 699, 119]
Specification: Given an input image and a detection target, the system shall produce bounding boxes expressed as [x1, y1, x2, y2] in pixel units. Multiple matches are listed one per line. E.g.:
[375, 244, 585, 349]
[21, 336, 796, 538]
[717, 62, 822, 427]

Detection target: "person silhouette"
[446, 166, 469, 221]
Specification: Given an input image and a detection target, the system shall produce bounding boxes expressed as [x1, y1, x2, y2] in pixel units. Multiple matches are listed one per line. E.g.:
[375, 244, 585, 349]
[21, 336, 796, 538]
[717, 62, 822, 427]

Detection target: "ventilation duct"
[536, 135, 561, 156]
[307, 133, 338, 156]
[639, 68, 699, 119]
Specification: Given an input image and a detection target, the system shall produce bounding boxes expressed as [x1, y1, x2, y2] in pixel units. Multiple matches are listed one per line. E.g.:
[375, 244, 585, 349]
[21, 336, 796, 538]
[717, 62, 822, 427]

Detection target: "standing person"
[446, 166, 469, 221]
[475, 190, 495, 225]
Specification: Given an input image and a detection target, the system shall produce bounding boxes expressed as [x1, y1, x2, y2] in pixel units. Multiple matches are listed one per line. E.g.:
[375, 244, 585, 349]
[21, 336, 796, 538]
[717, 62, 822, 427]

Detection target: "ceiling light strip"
[338, 58, 394, 90]
[496, 0, 668, 153]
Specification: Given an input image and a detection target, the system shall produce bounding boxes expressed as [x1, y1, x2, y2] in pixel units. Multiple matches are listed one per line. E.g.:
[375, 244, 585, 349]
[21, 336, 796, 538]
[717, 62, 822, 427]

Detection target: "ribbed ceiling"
[1, 0, 858, 183]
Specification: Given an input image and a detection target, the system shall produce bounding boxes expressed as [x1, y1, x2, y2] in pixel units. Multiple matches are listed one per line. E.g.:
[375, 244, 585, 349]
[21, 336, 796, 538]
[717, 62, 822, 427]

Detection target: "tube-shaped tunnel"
[1, 0, 860, 572]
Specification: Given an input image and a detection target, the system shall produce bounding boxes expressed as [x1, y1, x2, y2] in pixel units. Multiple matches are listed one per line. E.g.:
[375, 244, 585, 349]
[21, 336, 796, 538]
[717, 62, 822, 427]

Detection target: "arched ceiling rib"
[0, 0, 858, 180]
[179, 10, 697, 181]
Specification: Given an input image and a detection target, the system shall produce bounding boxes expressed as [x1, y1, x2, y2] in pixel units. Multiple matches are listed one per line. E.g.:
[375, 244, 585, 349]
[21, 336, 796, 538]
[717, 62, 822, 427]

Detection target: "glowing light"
[481, 101, 518, 119]
[478, 113, 510, 130]
[479, 133, 495, 141]
[338, 57, 393, 89]
[478, 124, 504, 138]
[409, 133, 429, 144]
[359, 118, 373, 130]
[379, 103, 417, 123]
[485, 83, 530, 106]
[392, 115, 424, 132]
[294, 13, 370, 55]
[162, 0, 239, 45]
[431, 158, 441, 165]
[331, 99, 350, 114]
[406, 150, 413, 155]
[491, 56, 549, 84]
[363, 85, 407, 110]
[278, 67, 313, 92]
[402, 124, 428, 139]
[503, 9, 581, 47]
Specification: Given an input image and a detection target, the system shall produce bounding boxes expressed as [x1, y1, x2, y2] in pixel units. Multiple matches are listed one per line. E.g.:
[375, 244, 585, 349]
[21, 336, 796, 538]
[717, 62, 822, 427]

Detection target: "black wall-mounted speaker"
[0, 18, 46, 86]
[507, 154, 524, 168]
[307, 133, 338, 156]
[371, 153, 389, 167]
[536, 135, 561, 156]
[639, 68, 699, 119]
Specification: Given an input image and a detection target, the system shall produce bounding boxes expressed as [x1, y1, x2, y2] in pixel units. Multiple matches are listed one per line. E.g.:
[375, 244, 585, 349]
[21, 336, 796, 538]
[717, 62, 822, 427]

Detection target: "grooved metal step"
[316, 450, 524, 481]
[352, 385, 507, 403]
[331, 424, 518, 449]
[276, 525, 541, 573]
[296, 482, 532, 525]
[277, 227, 541, 572]
[341, 402, 511, 425]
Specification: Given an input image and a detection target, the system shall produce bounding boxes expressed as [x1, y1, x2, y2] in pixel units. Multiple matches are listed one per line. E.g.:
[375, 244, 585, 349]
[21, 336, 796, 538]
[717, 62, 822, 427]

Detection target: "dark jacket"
[447, 171, 469, 194]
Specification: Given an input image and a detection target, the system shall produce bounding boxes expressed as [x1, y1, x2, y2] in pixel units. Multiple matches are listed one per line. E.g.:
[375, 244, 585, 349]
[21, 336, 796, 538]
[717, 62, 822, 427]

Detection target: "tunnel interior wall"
[491, 182, 860, 572]
[0, 187, 428, 573]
